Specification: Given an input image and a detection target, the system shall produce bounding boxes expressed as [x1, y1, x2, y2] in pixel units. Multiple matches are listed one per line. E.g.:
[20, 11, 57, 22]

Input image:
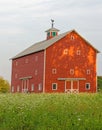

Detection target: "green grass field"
[0, 93, 102, 130]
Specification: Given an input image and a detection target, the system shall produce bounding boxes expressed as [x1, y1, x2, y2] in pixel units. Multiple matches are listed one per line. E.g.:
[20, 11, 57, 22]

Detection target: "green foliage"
[0, 93, 102, 130]
[0, 77, 10, 93]
[97, 76, 102, 92]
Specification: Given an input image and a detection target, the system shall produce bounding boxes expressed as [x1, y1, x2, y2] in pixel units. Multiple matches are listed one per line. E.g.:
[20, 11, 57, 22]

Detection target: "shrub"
[0, 77, 10, 93]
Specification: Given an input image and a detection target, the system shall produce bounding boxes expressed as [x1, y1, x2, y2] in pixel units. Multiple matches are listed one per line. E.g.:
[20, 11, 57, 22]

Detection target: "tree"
[0, 77, 10, 93]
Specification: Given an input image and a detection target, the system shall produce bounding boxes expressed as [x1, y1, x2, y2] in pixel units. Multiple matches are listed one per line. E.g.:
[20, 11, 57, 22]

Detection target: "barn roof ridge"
[11, 29, 99, 59]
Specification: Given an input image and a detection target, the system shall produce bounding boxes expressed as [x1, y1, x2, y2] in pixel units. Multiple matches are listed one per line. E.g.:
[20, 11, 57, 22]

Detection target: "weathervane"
[51, 19, 54, 28]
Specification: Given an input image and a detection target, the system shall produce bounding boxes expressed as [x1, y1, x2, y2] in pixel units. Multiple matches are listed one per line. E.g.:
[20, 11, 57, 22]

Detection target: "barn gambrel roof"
[12, 30, 99, 59]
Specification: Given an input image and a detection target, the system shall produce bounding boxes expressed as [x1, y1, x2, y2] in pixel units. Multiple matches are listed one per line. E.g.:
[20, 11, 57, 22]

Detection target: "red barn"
[11, 22, 99, 93]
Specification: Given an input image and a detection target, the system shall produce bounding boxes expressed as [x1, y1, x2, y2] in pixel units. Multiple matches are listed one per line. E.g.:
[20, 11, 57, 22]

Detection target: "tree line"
[0, 76, 10, 93]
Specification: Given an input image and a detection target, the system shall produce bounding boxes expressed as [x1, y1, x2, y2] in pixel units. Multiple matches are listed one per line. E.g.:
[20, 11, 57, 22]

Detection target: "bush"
[97, 76, 102, 92]
[0, 77, 10, 93]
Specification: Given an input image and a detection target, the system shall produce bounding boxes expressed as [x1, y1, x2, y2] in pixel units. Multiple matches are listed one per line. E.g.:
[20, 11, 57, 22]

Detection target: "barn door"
[22, 79, 29, 93]
[65, 81, 71, 93]
[72, 81, 79, 93]
[65, 80, 79, 93]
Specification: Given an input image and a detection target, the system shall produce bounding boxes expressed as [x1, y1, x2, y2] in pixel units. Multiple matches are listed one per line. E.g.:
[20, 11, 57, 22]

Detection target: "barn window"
[87, 69, 91, 75]
[15, 74, 18, 78]
[25, 59, 28, 63]
[70, 69, 74, 75]
[77, 50, 81, 55]
[35, 56, 38, 61]
[63, 49, 68, 55]
[38, 83, 42, 91]
[17, 85, 20, 92]
[52, 83, 57, 90]
[12, 86, 14, 92]
[47, 32, 50, 37]
[52, 68, 57, 74]
[35, 70, 38, 76]
[85, 83, 90, 90]
[31, 84, 34, 91]
[70, 35, 75, 40]
[16, 61, 18, 66]
[52, 32, 56, 36]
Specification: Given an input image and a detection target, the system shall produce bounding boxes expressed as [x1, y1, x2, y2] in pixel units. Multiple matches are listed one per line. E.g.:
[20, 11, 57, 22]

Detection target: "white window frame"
[38, 83, 42, 91]
[87, 69, 91, 75]
[16, 61, 18, 66]
[35, 70, 38, 76]
[77, 50, 81, 55]
[31, 84, 34, 91]
[15, 73, 18, 78]
[35, 56, 38, 61]
[52, 68, 57, 74]
[85, 83, 90, 90]
[70, 35, 75, 40]
[12, 86, 14, 92]
[52, 83, 57, 90]
[25, 59, 28, 63]
[17, 85, 20, 92]
[63, 49, 68, 55]
[70, 69, 74, 75]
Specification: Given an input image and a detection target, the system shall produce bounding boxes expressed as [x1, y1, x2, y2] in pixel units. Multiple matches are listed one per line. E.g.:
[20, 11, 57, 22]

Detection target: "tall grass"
[0, 93, 102, 130]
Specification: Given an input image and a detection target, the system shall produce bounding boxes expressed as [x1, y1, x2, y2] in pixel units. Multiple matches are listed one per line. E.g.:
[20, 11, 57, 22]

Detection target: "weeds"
[0, 93, 102, 130]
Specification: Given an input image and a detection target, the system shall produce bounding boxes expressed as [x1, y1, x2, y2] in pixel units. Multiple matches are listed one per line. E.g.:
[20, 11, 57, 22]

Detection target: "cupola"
[45, 20, 60, 40]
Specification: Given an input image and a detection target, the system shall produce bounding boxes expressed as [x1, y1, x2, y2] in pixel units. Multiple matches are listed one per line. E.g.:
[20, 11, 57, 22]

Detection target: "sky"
[0, 0, 102, 83]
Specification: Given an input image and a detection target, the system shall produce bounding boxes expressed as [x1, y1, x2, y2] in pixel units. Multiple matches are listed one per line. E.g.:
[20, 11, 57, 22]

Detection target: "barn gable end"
[45, 31, 99, 93]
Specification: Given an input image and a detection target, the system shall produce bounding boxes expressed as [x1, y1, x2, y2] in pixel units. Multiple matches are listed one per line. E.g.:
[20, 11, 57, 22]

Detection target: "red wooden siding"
[45, 31, 97, 93]
[11, 51, 44, 93]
